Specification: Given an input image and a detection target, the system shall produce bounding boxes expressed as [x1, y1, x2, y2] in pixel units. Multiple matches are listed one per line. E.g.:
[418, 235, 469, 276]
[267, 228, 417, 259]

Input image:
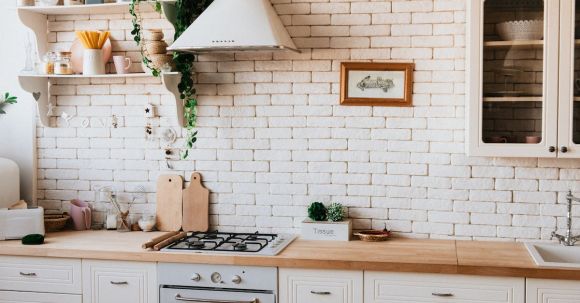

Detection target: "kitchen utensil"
[496, 20, 543, 41]
[153, 231, 187, 251]
[44, 214, 70, 232]
[156, 175, 183, 232]
[182, 172, 210, 232]
[70, 199, 91, 231]
[142, 231, 180, 249]
[70, 38, 111, 74]
[113, 56, 132, 74]
[0, 158, 19, 209]
[354, 227, 391, 242]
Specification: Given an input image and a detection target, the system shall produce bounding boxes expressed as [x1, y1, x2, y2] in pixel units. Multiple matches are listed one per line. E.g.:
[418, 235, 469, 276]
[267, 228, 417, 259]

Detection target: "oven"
[158, 263, 277, 303]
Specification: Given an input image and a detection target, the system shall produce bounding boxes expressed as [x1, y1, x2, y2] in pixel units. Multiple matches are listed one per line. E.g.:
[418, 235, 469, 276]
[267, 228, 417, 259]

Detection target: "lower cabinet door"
[364, 272, 525, 303]
[527, 279, 580, 303]
[0, 291, 81, 303]
[279, 268, 363, 303]
[82, 259, 157, 303]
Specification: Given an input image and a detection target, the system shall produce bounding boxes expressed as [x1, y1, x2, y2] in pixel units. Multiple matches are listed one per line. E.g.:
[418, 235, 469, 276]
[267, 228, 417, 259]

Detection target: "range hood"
[168, 0, 299, 53]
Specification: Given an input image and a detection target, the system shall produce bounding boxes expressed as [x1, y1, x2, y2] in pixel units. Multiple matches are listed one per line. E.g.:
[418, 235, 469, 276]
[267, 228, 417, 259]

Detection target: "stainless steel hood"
[168, 0, 299, 53]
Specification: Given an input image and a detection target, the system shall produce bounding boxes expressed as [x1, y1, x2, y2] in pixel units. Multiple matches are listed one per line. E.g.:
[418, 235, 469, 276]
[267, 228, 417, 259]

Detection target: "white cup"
[83, 49, 105, 75]
[113, 56, 132, 74]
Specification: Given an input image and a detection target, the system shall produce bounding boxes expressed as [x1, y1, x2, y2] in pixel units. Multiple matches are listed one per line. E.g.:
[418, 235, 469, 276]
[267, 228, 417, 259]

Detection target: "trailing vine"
[130, 0, 162, 77]
[131, 0, 213, 159]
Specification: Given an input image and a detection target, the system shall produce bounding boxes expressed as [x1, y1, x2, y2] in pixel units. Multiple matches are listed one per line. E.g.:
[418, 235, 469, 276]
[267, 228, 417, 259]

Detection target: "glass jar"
[41, 52, 56, 75]
[54, 52, 73, 75]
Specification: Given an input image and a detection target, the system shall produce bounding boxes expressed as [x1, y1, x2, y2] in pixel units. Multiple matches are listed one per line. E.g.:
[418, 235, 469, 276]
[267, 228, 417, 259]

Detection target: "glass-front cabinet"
[468, 0, 580, 158]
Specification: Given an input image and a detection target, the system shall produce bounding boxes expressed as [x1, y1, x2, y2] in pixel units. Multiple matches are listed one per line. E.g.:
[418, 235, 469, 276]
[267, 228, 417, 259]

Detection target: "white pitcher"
[83, 49, 105, 75]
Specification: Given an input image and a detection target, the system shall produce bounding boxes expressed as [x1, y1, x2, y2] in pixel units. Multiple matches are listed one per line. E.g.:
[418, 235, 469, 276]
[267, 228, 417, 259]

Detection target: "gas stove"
[162, 231, 297, 256]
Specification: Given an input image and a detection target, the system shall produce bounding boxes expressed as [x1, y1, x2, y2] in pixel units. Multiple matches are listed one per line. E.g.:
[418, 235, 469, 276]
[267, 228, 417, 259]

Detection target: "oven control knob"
[231, 275, 242, 284]
[211, 272, 222, 283]
[191, 273, 201, 282]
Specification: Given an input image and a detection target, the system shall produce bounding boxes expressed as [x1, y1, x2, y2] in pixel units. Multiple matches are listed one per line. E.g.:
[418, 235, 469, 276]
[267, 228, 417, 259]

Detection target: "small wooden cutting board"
[182, 172, 210, 232]
[156, 175, 183, 232]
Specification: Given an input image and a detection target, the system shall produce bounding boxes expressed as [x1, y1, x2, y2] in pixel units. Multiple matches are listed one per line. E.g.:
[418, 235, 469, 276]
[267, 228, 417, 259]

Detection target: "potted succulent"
[301, 202, 352, 241]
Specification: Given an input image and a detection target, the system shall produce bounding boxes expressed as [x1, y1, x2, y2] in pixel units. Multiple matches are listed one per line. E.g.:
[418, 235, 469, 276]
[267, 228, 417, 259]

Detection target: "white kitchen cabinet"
[0, 255, 81, 294]
[279, 268, 363, 303]
[364, 272, 525, 303]
[527, 278, 580, 303]
[0, 290, 81, 303]
[82, 259, 157, 303]
[467, 0, 580, 157]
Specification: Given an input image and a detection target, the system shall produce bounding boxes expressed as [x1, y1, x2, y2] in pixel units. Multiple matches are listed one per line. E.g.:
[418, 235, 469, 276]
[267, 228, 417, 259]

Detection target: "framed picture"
[340, 62, 414, 106]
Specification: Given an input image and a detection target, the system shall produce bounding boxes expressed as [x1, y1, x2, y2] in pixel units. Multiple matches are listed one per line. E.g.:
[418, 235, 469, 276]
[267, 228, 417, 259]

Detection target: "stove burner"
[233, 243, 247, 251]
[204, 232, 219, 239]
[188, 241, 205, 249]
[246, 235, 258, 241]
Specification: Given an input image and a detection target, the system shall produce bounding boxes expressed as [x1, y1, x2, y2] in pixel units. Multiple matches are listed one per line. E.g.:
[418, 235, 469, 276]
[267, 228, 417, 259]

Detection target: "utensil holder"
[83, 49, 105, 75]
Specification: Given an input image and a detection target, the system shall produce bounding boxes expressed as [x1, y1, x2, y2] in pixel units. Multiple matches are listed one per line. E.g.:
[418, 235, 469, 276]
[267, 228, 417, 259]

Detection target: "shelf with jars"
[15, 2, 185, 128]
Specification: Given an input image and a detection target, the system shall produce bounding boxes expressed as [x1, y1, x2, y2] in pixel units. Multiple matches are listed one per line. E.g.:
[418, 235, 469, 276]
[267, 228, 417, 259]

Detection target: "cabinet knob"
[561, 146, 569, 153]
[549, 146, 556, 153]
[231, 275, 242, 284]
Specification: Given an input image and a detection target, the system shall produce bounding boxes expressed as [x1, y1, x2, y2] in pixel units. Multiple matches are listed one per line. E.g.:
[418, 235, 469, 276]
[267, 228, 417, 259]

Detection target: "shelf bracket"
[161, 72, 185, 128]
[18, 76, 50, 127]
[18, 10, 47, 60]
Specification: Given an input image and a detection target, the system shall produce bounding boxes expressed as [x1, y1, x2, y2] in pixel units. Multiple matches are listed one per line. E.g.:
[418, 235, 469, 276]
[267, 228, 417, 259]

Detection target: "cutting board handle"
[191, 172, 202, 185]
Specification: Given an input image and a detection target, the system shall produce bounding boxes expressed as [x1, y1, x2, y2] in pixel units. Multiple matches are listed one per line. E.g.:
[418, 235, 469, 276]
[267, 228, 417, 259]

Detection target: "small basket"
[44, 214, 70, 232]
[144, 29, 164, 41]
[354, 229, 392, 242]
[145, 41, 168, 55]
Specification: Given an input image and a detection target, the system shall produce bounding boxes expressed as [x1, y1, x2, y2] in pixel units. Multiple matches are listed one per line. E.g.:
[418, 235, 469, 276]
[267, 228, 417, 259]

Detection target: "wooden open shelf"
[15, 2, 157, 15]
[19, 72, 177, 79]
[484, 40, 544, 49]
[483, 96, 542, 102]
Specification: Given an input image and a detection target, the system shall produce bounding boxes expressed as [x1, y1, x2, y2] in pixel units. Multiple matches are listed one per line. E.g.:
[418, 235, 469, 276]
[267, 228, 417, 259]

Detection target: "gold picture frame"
[340, 62, 414, 107]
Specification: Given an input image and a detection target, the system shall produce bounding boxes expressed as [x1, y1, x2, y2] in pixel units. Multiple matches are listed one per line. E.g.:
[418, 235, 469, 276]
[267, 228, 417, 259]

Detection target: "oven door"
[160, 287, 276, 303]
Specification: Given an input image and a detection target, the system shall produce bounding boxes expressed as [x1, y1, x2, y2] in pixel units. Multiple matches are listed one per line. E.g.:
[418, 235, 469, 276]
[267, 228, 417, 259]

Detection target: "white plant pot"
[83, 49, 105, 75]
[301, 219, 352, 241]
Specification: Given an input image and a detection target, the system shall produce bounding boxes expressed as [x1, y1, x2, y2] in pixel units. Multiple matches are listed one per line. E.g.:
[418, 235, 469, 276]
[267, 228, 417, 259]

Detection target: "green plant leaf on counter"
[0, 92, 17, 115]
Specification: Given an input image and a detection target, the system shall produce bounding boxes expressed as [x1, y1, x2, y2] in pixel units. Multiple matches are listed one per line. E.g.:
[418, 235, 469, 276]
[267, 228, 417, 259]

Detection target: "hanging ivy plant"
[130, 0, 213, 159]
[129, 0, 162, 77]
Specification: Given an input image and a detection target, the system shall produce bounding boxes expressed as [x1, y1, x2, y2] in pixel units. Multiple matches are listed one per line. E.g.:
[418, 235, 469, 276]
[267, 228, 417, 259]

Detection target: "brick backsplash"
[37, 0, 580, 241]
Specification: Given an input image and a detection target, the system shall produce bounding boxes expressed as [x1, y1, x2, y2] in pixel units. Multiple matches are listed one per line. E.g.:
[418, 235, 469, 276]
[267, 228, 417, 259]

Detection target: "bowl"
[354, 229, 392, 242]
[496, 20, 543, 41]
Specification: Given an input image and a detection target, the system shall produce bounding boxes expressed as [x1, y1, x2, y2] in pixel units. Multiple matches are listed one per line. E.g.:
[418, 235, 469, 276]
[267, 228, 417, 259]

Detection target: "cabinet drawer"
[0, 291, 81, 303]
[527, 279, 580, 303]
[0, 256, 81, 294]
[82, 259, 157, 303]
[279, 268, 363, 303]
[365, 272, 524, 303]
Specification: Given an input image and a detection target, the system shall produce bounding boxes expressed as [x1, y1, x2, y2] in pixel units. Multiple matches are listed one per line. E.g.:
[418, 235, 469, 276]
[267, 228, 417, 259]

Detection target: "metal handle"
[561, 146, 569, 153]
[432, 293, 454, 297]
[19, 272, 37, 277]
[174, 294, 257, 303]
[110, 281, 129, 285]
[311, 291, 331, 295]
[549, 146, 556, 153]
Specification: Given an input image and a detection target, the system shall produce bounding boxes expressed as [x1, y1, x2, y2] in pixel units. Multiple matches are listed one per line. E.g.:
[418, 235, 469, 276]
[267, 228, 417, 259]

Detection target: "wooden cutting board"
[156, 175, 183, 232]
[182, 172, 210, 232]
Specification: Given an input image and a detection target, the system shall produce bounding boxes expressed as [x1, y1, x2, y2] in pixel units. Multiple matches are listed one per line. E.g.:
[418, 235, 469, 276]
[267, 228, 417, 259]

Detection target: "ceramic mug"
[83, 49, 105, 76]
[488, 136, 508, 143]
[70, 199, 92, 231]
[113, 56, 132, 74]
[525, 136, 542, 144]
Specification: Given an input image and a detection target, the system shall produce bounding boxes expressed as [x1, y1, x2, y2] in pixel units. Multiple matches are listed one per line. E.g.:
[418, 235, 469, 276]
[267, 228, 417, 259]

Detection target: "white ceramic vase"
[83, 49, 105, 75]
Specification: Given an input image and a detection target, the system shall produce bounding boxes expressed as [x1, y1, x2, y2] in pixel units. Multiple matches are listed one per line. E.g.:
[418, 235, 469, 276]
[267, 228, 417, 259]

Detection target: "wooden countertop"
[0, 231, 578, 280]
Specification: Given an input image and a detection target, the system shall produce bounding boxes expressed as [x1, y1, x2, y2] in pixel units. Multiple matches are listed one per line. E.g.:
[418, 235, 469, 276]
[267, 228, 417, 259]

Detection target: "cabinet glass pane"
[482, 0, 544, 145]
[574, 0, 580, 144]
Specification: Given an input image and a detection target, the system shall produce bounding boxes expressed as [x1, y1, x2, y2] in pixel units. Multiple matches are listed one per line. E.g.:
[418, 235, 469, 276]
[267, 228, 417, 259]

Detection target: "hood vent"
[168, 0, 299, 53]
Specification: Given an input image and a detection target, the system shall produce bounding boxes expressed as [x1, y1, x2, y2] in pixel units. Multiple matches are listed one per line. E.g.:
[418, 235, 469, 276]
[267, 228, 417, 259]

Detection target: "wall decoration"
[340, 62, 414, 107]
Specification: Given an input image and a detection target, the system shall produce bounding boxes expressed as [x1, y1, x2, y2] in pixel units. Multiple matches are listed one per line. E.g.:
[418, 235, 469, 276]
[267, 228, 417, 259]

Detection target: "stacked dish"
[496, 20, 543, 41]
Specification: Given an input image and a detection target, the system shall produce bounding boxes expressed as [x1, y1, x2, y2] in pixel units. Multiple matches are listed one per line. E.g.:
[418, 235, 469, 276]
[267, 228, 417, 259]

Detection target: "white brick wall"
[36, 0, 580, 241]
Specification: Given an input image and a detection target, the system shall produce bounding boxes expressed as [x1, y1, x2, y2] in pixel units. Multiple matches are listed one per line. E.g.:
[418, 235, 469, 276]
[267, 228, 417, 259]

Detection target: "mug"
[525, 136, 542, 144]
[113, 56, 132, 74]
[488, 136, 508, 143]
[83, 49, 105, 76]
[70, 199, 92, 231]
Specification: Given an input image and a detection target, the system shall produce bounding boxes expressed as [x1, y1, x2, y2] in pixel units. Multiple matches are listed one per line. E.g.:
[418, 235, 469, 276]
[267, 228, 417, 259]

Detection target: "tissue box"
[301, 219, 352, 241]
[0, 207, 45, 240]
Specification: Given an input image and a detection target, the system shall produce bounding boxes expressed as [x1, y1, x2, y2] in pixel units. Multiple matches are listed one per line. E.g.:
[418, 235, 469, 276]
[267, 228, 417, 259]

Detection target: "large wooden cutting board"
[182, 172, 209, 232]
[156, 175, 183, 232]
